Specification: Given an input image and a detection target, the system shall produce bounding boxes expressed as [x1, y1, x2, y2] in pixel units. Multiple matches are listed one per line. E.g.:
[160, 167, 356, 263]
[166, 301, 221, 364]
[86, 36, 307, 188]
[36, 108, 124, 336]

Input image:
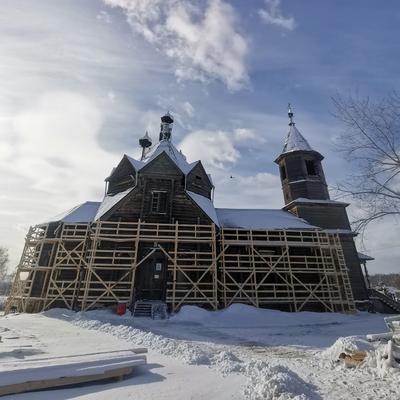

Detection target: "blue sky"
[1, 0, 399, 273]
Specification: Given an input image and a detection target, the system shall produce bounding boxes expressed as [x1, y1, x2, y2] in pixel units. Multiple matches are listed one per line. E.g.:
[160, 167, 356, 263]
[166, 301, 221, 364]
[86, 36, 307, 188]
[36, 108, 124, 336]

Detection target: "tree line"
[0, 247, 14, 296]
[370, 273, 400, 290]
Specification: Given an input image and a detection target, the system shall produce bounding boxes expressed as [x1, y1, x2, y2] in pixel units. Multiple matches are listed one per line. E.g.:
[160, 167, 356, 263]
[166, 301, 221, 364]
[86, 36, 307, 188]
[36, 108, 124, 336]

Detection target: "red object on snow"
[116, 302, 127, 316]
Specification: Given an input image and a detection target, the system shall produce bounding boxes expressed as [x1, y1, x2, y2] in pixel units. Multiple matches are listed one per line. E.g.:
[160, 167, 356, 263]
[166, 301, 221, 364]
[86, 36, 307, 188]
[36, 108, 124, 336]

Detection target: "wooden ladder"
[333, 234, 357, 313]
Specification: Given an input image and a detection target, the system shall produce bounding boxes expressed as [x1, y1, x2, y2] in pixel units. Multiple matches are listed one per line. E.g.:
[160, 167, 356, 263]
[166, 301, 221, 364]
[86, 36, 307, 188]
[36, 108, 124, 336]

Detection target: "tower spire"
[139, 130, 152, 161]
[275, 105, 329, 204]
[288, 103, 295, 126]
[159, 112, 174, 141]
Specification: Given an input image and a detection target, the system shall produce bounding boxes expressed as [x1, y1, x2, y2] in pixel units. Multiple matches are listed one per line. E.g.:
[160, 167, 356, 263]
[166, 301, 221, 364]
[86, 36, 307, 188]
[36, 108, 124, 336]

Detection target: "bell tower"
[275, 105, 368, 303]
[274, 105, 329, 205]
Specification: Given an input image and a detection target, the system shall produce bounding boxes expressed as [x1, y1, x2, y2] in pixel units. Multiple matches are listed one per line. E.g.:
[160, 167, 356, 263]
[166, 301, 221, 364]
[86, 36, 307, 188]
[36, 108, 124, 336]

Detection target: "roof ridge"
[127, 140, 198, 175]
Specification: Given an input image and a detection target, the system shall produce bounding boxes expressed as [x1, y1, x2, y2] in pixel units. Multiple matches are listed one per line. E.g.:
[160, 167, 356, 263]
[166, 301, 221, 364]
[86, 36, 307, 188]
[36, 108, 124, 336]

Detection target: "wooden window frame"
[151, 191, 168, 214]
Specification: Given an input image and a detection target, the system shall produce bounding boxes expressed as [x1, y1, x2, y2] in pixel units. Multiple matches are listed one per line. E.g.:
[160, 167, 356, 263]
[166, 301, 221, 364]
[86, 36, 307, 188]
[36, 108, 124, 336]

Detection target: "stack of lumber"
[0, 348, 147, 396]
[338, 351, 367, 367]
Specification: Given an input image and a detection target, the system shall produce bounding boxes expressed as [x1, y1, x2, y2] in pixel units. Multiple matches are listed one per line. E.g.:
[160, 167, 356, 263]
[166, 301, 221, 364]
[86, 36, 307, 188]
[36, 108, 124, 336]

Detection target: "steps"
[133, 301, 168, 319]
[369, 289, 400, 314]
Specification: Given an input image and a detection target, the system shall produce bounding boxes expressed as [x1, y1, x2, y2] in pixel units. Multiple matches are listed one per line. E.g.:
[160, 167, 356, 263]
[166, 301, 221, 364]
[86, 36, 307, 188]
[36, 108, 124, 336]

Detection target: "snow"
[358, 252, 375, 261]
[281, 125, 313, 154]
[43, 201, 100, 224]
[0, 351, 146, 386]
[138, 140, 195, 174]
[0, 312, 244, 400]
[216, 208, 317, 230]
[186, 190, 219, 226]
[94, 187, 134, 221]
[126, 155, 144, 171]
[2, 304, 397, 399]
[323, 229, 354, 235]
[320, 336, 374, 362]
[285, 198, 349, 206]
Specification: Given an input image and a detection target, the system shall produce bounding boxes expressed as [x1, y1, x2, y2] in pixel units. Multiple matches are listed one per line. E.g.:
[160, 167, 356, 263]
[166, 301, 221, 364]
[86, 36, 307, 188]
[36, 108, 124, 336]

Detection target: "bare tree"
[0, 247, 9, 281]
[332, 92, 400, 233]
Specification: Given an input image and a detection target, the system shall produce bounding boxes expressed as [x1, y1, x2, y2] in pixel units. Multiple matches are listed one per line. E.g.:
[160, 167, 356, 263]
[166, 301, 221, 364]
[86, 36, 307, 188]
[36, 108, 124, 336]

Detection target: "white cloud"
[179, 129, 240, 168]
[178, 126, 282, 209]
[4, 91, 116, 196]
[178, 125, 269, 170]
[259, 0, 296, 31]
[354, 217, 400, 275]
[182, 101, 194, 117]
[107, 91, 116, 103]
[212, 169, 282, 209]
[227, 172, 281, 204]
[233, 128, 266, 143]
[0, 90, 119, 269]
[103, 0, 249, 90]
[97, 10, 113, 24]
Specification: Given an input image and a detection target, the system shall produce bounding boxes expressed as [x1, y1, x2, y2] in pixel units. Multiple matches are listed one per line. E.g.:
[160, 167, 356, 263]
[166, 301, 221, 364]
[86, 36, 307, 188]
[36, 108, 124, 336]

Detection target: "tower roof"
[282, 124, 313, 153]
[275, 105, 322, 163]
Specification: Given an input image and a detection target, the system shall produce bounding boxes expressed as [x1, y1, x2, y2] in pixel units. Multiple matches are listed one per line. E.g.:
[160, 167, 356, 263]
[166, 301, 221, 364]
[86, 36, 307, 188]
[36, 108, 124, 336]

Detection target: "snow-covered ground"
[1, 305, 399, 399]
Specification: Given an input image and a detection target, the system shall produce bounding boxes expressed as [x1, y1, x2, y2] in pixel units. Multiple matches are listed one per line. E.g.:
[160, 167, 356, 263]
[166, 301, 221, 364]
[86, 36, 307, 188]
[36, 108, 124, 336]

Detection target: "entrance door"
[134, 252, 167, 301]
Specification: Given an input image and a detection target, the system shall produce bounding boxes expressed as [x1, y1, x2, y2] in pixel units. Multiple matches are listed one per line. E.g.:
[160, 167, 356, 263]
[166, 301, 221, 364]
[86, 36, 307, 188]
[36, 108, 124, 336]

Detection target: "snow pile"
[45, 308, 322, 399]
[61, 315, 213, 366]
[366, 341, 400, 378]
[173, 303, 353, 328]
[320, 336, 374, 362]
[243, 361, 318, 400]
[171, 304, 211, 323]
[211, 350, 242, 375]
[321, 334, 400, 382]
[43, 306, 394, 399]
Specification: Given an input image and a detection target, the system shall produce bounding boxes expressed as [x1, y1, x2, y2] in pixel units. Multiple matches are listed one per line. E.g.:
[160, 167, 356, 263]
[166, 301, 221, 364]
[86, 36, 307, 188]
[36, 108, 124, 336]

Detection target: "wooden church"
[6, 108, 370, 315]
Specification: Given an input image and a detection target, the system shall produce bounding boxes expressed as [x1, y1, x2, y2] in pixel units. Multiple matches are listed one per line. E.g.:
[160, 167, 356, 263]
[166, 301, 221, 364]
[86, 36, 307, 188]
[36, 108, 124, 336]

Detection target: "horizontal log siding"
[105, 153, 212, 225]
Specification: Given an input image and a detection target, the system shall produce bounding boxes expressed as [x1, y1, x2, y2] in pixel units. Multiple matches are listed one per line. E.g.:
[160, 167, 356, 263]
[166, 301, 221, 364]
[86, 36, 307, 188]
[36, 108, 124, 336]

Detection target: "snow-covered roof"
[106, 140, 214, 190]
[186, 191, 219, 226]
[282, 125, 313, 154]
[126, 155, 144, 171]
[323, 228, 355, 235]
[358, 252, 375, 262]
[215, 208, 317, 230]
[284, 198, 350, 208]
[95, 187, 134, 221]
[44, 201, 100, 224]
[127, 140, 195, 175]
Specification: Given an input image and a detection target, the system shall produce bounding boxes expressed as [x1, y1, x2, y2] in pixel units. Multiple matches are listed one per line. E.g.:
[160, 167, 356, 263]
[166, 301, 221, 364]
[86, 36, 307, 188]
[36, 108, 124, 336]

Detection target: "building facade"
[6, 110, 368, 315]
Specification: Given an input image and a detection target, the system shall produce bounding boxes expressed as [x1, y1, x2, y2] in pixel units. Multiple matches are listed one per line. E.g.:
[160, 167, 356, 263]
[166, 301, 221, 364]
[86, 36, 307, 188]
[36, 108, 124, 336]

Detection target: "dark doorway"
[134, 249, 167, 301]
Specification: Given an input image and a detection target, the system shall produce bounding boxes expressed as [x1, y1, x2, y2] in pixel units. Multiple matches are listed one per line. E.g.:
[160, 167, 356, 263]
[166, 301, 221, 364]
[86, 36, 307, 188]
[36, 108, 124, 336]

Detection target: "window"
[151, 191, 167, 214]
[305, 160, 317, 176]
[280, 165, 287, 180]
[193, 175, 203, 188]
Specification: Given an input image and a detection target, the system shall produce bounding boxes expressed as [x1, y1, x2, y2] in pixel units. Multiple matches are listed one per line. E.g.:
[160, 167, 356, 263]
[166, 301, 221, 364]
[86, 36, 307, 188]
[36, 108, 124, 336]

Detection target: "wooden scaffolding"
[218, 228, 355, 313]
[5, 222, 355, 314]
[5, 221, 217, 313]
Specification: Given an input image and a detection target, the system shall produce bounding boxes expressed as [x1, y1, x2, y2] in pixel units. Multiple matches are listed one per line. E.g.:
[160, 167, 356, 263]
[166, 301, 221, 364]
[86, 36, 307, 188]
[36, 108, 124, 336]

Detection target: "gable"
[186, 161, 213, 199]
[139, 151, 184, 178]
[107, 155, 137, 194]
